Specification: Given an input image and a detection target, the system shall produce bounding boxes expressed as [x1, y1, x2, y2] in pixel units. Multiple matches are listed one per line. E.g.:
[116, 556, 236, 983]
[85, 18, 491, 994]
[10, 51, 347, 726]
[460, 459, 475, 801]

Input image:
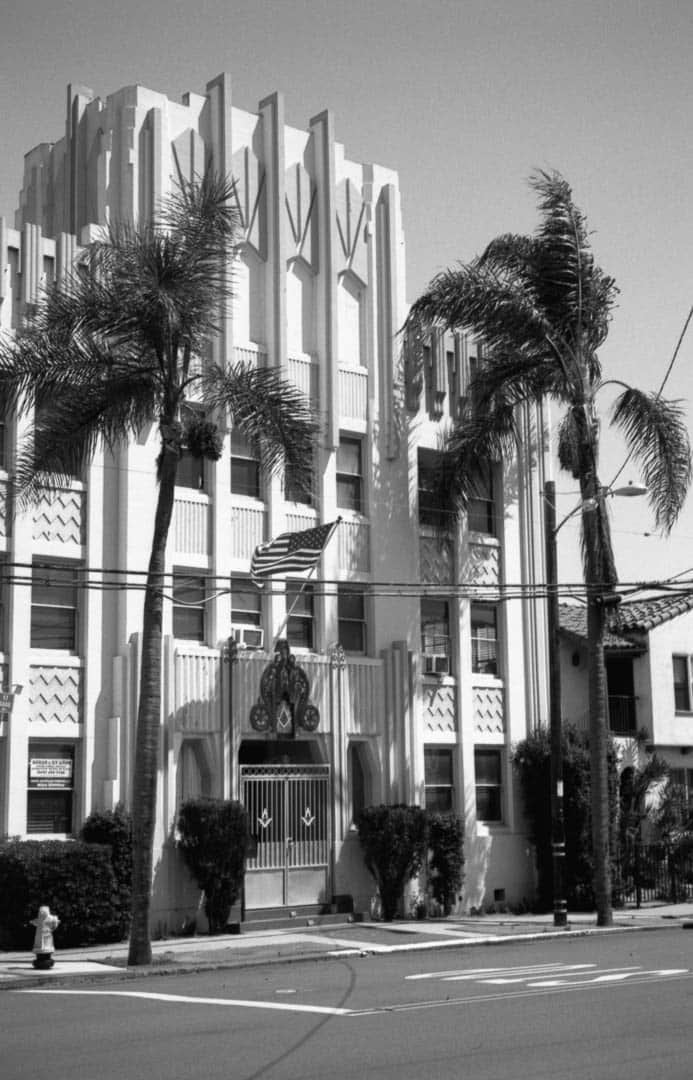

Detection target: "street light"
[543, 479, 646, 928]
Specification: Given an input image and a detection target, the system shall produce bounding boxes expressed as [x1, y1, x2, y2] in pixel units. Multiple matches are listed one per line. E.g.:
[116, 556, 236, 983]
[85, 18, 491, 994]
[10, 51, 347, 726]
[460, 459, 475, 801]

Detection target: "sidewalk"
[2, 902, 692, 990]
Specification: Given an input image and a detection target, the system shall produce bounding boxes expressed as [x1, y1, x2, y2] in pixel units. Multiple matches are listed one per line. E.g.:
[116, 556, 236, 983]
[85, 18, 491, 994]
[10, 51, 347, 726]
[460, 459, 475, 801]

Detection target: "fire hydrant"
[31, 905, 59, 969]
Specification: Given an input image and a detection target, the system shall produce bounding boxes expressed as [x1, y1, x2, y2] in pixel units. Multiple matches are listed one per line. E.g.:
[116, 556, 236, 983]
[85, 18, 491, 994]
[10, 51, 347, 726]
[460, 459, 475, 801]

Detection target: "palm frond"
[202, 362, 320, 496]
[76, 172, 240, 368]
[432, 396, 519, 524]
[477, 233, 541, 281]
[12, 367, 160, 506]
[529, 169, 618, 362]
[610, 387, 692, 533]
[556, 408, 584, 478]
[469, 348, 573, 415]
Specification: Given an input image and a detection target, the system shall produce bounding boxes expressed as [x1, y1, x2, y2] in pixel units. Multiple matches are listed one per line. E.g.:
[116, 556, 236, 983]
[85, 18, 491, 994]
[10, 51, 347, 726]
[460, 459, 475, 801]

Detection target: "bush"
[357, 804, 427, 920]
[177, 797, 249, 933]
[80, 803, 132, 939]
[512, 725, 618, 911]
[427, 812, 464, 915]
[0, 839, 123, 949]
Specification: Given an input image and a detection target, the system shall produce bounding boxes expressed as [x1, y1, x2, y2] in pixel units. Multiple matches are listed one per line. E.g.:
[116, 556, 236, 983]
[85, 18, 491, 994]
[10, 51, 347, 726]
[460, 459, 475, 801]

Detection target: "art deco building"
[0, 75, 548, 927]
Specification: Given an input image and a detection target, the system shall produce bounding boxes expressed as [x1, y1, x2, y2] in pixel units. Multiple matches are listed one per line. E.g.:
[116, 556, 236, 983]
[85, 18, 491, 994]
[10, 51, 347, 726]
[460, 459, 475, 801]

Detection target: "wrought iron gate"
[240, 764, 331, 910]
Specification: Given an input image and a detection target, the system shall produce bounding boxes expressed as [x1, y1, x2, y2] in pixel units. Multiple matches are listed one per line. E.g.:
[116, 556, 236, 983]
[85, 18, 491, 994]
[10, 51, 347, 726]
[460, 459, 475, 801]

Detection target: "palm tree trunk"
[127, 435, 179, 966]
[587, 590, 613, 926]
[578, 416, 616, 928]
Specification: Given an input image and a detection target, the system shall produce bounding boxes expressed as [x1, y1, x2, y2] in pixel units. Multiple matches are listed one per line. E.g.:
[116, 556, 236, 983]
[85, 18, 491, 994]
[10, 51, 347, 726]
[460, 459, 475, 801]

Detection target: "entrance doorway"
[240, 760, 331, 910]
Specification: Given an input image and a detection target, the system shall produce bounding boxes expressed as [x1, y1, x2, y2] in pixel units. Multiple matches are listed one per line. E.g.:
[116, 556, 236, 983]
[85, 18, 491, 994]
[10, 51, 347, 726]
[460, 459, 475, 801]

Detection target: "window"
[422, 344, 433, 410]
[468, 464, 495, 535]
[421, 598, 450, 675]
[339, 587, 366, 654]
[0, 559, 5, 653]
[669, 768, 693, 810]
[471, 604, 498, 676]
[31, 561, 79, 650]
[673, 655, 692, 711]
[424, 747, 454, 812]
[177, 447, 205, 490]
[231, 577, 262, 629]
[34, 408, 80, 480]
[172, 572, 206, 642]
[27, 742, 74, 834]
[337, 436, 363, 513]
[286, 583, 314, 650]
[475, 748, 503, 822]
[231, 431, 260, 499]
[418, 448, 447, 527]
[349, 742, 368, 824]
[285, 459, 314, 505]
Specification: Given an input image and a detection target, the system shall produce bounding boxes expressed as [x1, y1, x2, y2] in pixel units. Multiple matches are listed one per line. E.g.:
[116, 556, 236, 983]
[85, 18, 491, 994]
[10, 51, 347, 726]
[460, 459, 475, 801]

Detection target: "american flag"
[250, 521, 338, 579]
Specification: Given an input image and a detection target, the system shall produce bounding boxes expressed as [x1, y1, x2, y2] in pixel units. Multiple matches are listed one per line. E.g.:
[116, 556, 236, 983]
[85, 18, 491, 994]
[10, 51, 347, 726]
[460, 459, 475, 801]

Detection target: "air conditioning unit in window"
[232, 624, 264, 650]
[423, 653, 449, 676]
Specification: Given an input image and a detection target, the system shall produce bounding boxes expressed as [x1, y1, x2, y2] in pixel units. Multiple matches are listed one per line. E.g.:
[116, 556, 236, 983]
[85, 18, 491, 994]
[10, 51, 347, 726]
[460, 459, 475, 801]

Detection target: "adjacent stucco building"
[560, 596, 693, 808]
[0, 75, 548, 929]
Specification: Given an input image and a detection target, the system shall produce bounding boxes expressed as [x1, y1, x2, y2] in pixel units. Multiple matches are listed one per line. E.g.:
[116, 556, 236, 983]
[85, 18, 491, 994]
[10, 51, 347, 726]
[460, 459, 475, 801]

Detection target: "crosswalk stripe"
[15, 988, 353, 1016]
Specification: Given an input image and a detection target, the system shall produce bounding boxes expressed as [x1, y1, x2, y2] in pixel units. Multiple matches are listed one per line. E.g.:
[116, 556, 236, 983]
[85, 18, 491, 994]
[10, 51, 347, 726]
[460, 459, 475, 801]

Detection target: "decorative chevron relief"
[420, 533, 454, 584]
[336, 178, 367, 282]
[29, 665, 82, 725]
[473, 684, 505, 736]
[32, 487, 84, 545]
[231, 145, 267, 258]
[423, 682, 457, 733]
[461, 540, 500, 587]
[285, 162, 317, 266]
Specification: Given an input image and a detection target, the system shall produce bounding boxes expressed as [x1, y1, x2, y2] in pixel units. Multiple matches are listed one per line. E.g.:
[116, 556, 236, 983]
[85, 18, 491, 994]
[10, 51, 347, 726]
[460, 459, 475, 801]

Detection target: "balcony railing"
[608, 694, 637, 735]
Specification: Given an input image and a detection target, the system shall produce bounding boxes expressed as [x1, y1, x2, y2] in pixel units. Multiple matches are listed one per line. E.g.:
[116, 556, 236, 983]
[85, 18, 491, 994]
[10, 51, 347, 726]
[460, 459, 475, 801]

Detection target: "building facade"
[0, 75, 547, 929]
[560, 597, 693, 809]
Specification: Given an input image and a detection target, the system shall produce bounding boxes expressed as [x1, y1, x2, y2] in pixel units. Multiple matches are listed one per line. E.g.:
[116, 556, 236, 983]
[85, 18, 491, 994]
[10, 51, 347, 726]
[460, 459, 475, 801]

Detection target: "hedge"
[0, 839, 124, 949]
[357, 804, 428, 920]
[177, 797, 249, 933]
[79, 803, 133, 939]
[512, 725, 618, 910]
[426, 812, 465, 915]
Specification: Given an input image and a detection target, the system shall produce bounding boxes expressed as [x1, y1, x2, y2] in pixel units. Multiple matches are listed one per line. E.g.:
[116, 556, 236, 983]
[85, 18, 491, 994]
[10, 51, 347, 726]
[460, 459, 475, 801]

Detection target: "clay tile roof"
[614, 593, 693, 633]
[559, 593, 693, 648]
[558, 604, 637, 649]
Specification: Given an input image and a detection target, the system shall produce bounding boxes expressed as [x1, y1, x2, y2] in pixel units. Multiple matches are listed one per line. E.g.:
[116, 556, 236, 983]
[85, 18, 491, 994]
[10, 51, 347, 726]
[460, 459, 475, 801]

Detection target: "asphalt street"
[4, 929, 692, 1079]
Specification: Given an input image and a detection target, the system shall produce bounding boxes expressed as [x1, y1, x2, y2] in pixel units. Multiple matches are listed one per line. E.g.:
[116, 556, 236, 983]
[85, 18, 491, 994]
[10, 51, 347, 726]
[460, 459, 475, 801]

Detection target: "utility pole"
[544, 479, 567, 927]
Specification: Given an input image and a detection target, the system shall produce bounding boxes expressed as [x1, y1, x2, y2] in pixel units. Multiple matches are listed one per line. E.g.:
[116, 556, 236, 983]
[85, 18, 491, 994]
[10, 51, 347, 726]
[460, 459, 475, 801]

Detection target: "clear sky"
[2, 0, 693, 589]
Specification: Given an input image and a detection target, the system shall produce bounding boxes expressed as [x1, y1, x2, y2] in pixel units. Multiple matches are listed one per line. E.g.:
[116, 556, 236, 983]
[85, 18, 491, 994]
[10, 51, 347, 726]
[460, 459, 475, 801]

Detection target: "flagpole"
[271, 518, 341, 646]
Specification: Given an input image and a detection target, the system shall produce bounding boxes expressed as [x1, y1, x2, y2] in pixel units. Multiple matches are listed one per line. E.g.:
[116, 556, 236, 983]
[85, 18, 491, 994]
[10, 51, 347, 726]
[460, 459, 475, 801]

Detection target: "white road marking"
[446, 964, 595, 983]
[529, 968, 688, 988]
[14, 988, 353, 1016]
[407, 962, 574, 981]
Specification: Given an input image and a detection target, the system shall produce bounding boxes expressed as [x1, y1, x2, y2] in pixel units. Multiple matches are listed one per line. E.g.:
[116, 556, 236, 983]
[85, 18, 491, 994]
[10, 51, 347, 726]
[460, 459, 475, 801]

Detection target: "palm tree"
[0, 172, 319, 963]
[404, 170, 691, 926]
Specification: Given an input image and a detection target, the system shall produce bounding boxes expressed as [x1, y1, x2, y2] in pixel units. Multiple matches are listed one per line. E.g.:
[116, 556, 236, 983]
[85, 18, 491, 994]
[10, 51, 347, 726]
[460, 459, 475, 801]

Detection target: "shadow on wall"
[462, 831, 492, 914]
[334, 830, 377, 916]
[150, 831, 206, 938]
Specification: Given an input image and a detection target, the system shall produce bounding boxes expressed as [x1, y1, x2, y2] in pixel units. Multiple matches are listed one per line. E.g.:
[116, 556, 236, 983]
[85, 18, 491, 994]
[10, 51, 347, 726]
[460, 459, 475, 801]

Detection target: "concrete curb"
[1, 920, 672, 992]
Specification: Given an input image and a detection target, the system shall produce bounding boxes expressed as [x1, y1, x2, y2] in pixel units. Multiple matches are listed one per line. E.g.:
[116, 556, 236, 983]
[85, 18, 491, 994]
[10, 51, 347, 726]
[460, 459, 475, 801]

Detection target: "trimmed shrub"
[357, 804, 427, 920]
[512, 725, 618, 911]
[0, 839, 122, 949]
[177, 797, 249, 933]
[80, 803, 133, 939]
[427, 812, 465, 915]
